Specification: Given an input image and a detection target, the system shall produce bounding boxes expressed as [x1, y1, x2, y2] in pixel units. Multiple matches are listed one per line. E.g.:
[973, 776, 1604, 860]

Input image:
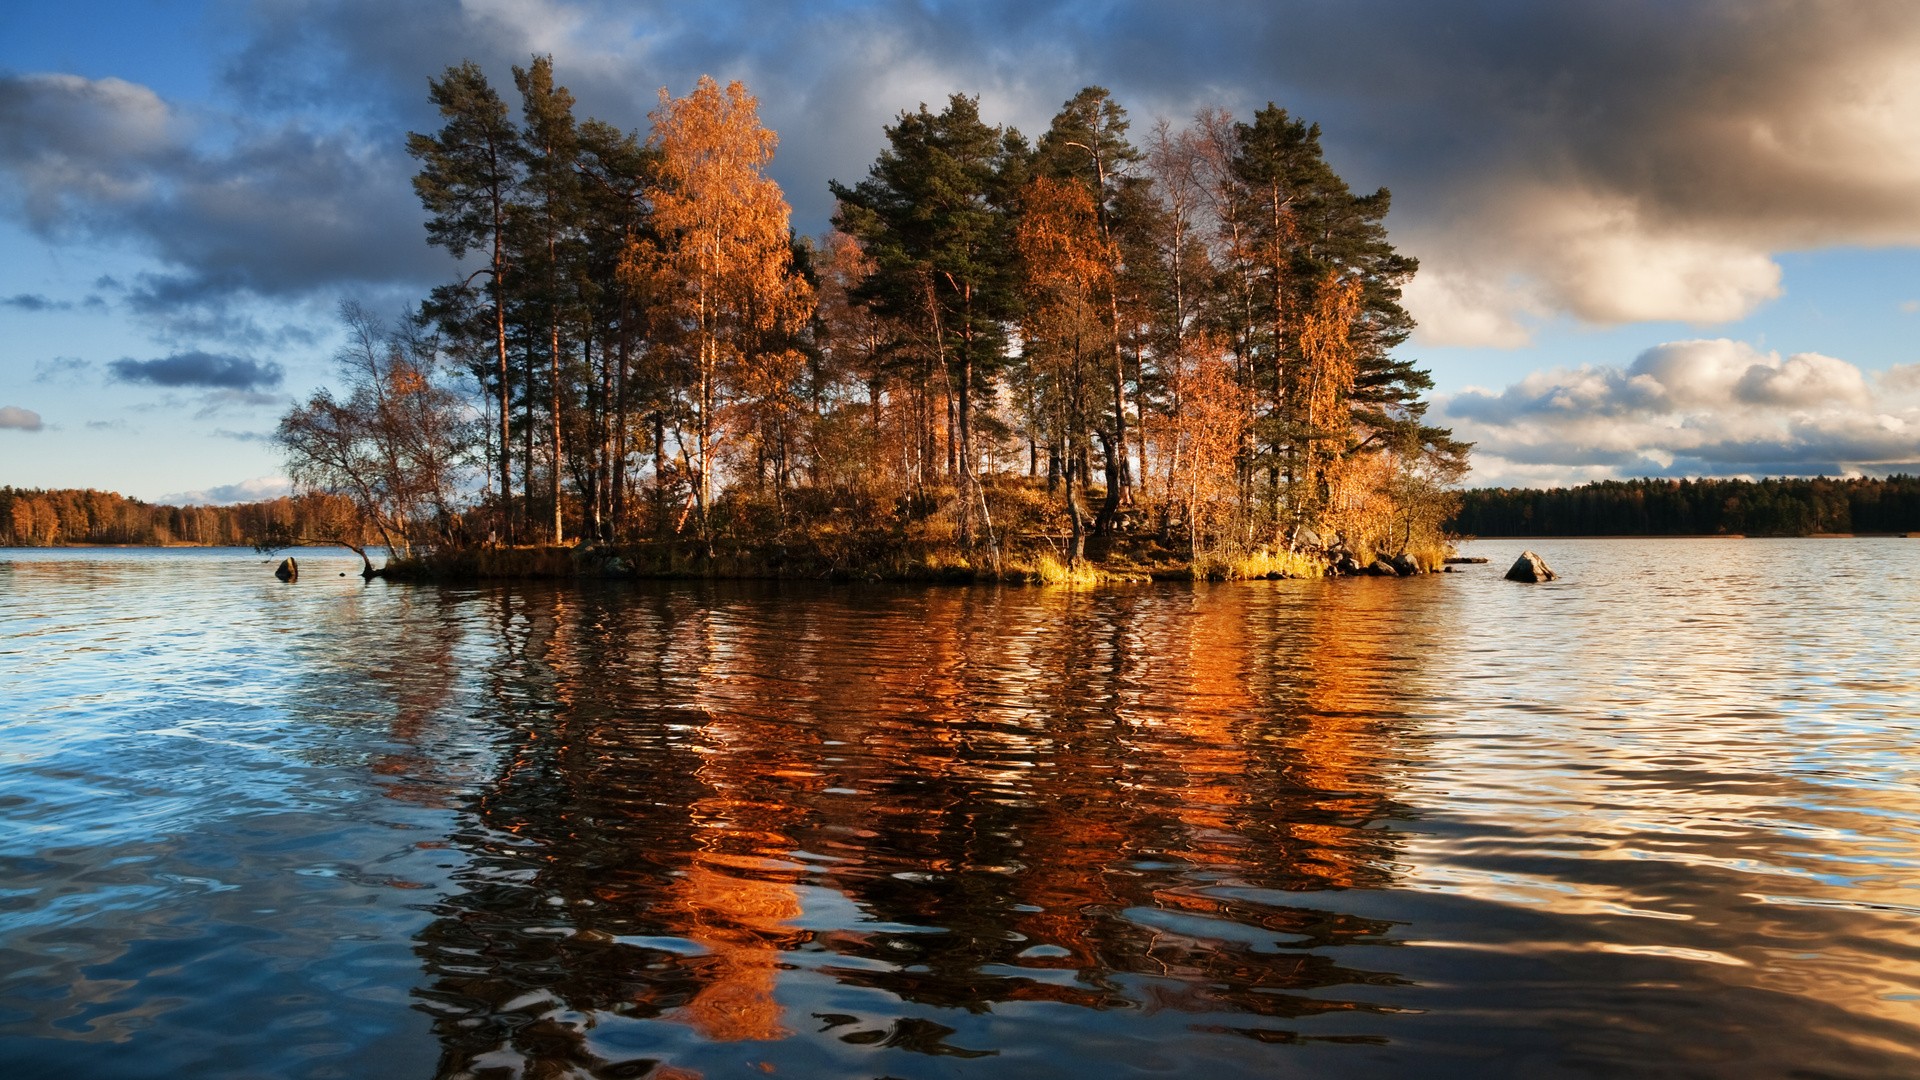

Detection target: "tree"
[409, 61, 522, 540]
[276, 303, 478, 571]
[513, 55, 582, 545]
[573, 117, 656, 541]
[1016, 176, 1113, 563]
[830, 95, 1028, 547]
[1036, 87, 1146, 529]
[635, 76, 813, 549]
[1164, 334, 1251, 567]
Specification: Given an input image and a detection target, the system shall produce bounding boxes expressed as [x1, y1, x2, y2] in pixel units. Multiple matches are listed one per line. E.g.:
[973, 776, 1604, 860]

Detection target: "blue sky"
[5, 0, 1920, 501]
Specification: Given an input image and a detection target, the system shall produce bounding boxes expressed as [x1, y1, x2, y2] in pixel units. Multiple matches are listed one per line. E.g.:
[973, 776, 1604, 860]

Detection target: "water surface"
[2, 540, 1917, 1078]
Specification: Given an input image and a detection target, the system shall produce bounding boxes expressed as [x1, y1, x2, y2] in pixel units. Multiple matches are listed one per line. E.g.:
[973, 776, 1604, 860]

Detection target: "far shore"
[1460, 532, 1918, 540]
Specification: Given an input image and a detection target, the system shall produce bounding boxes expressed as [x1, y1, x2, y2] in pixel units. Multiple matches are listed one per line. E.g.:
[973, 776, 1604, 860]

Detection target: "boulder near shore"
[1505, 550, 1556, 583]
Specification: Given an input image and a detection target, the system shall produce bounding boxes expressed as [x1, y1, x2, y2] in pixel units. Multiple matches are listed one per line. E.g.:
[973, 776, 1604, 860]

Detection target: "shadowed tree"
[409, 61, 522, 540]
[573, 117, 657, 540]
[513, 55, 582, 544]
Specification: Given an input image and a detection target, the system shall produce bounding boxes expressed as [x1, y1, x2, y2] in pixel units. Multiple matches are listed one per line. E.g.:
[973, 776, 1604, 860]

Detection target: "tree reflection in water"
[397, 580, 1435, 1078]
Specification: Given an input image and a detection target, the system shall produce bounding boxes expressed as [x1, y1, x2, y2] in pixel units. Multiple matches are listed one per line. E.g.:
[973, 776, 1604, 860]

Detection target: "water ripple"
[1, 541, 1917, 1077]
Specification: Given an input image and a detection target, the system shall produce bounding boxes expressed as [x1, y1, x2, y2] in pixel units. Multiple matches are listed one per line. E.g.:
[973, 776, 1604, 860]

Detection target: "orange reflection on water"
[408, 581, 1420, 1075]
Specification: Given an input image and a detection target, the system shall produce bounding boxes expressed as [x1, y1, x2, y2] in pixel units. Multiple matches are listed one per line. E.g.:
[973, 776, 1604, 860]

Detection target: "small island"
[263, 65, 1470, 583]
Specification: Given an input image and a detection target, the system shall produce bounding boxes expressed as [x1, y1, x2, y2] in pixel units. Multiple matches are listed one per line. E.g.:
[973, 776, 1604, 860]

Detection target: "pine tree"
[1036, 87, 1146, 529]
[408, 61, 523, 541]
[513, 55, 582, 544]
[829, 95, 1028, 547]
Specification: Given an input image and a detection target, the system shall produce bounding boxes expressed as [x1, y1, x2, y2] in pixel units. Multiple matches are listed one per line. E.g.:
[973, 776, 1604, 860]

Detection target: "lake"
[2, 540, 1917, 1078]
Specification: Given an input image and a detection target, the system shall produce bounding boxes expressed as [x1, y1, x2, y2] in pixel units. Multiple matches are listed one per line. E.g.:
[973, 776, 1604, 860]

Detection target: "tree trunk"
[1064, 448, 1086, 565]
[523, 339, 537, 539]
[551, 317, 564, 545]
[493, 260, 513, 544]
[612, 300, 630, 540]
[1094, 429, 1121, 535]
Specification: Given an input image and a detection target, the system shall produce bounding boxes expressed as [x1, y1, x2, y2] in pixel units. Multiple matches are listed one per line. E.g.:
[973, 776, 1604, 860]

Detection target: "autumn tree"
[1163, 334, 1252, 567]
[1291, 270, 1364, 518]
[1035, 87, 1146, 530]
[635, 76, 813, 549]
[1017, 176, 1115, 564]
[276, 302, 478, 570]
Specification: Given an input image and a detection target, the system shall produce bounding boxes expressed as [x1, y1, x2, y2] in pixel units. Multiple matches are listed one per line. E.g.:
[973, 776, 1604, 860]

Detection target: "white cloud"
[1442, 340, 1920, 485]
[1399, 268, 1541, 348]
[161, 476, 293, 505]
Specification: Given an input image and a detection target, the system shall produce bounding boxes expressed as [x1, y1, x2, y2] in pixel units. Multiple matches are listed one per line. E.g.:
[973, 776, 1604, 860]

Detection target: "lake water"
[1, 540, 1917, 1078]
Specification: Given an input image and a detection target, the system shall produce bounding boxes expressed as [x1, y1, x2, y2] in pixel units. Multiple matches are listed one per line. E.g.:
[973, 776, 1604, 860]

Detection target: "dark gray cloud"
[212, 428, 274, 442]
[2, 293, 70, 311]
[7, 1, 1920, 350]
[108, 351, 285, 390]
[0, 71, 441, 320]
[0, 405, 45, 431]
[194, 390, 286, 419]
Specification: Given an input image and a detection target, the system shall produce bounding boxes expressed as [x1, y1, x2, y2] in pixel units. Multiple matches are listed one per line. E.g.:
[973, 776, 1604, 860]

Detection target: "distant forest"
[10, 477, 1918, 548]
[1, 488, 359, 548]
[1451, 476, 1920, 537]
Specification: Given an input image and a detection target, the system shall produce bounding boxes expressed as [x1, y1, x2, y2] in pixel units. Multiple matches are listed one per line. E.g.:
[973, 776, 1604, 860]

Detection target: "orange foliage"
[1161, 334, 1252, 557]
[630, 76, 815, 532]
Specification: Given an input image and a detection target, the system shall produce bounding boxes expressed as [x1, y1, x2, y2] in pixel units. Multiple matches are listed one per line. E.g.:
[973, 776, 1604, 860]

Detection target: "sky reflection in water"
[0, 540, 1917, 1078]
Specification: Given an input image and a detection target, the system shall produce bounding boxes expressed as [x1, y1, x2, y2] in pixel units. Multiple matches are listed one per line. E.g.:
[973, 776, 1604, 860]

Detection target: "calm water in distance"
[1, 539, 1917, 1079]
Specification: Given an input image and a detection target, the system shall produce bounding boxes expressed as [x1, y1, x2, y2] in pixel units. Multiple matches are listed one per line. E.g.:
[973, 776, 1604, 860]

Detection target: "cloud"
[9, 2, 1920, 351]
[33, 357, 94, 384]
[2, 293, 71, 311]
[236, 1, 1920, 342]
[0, 406, 46, 431]
[0, 71, 440, 320]
[108, 351, 284, 390]
[161, 476, 293, 505]
[212, 428, 274, 442]
[1441, 340, 1920, 485]
[194, 390, 287, 419]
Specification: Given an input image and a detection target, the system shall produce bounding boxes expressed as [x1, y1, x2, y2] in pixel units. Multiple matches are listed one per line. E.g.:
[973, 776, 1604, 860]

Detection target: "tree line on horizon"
[11, 474, 1916, 549]
[0, 487, 361, 548]
[282, 58, 1468, 574]
[1451, 476, 1920, 538]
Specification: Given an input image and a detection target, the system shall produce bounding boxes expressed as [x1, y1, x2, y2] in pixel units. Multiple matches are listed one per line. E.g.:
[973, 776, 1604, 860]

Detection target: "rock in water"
[1505, 550, 1556, 582]
[274, 557, 298, 582]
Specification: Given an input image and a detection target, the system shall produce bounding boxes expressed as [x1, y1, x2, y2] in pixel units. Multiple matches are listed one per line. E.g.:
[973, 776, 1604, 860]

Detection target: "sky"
[5, 0, 1920, 502]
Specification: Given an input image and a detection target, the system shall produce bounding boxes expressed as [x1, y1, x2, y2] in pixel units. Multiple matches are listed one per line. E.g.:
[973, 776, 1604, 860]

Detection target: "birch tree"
[640, 76, 812, 549]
